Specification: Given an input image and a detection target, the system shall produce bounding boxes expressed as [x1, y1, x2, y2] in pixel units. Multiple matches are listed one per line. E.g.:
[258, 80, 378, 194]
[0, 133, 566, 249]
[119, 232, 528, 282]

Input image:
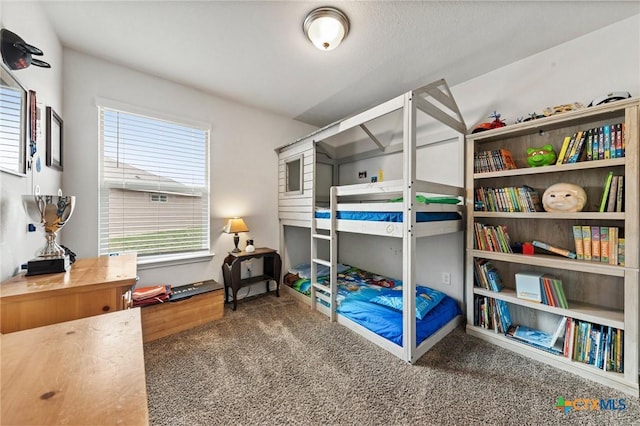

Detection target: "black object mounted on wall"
[1, 28, 50, 70]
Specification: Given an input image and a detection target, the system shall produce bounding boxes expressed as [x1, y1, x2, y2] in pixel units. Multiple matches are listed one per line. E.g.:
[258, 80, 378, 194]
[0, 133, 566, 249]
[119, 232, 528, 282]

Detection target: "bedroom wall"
[60, 50, 315, 288]
[334, 14, 639, 300]
[0, 2, 64, 281]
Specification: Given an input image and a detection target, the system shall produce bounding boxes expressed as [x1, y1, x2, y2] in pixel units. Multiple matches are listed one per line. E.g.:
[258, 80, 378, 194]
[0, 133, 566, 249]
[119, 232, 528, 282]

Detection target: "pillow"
[369, 286, 446, 320]
[288, 262, 351, 279]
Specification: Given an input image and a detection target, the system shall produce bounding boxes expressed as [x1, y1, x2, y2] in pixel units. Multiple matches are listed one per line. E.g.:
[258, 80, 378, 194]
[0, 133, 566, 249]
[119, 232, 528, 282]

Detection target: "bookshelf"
[465, 98, 639, 396]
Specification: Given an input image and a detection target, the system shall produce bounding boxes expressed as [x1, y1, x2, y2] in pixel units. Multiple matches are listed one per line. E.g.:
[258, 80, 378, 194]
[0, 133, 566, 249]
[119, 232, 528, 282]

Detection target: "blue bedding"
[314, 210, 461, 222]
[286, 267, 461, 346]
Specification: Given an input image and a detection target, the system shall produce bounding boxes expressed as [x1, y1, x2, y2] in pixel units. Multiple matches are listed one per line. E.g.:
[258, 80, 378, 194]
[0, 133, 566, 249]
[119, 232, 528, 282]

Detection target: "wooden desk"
[222, 247, 281, 310]
[0, 308, 149, 425]
[0, 254, 137, 333]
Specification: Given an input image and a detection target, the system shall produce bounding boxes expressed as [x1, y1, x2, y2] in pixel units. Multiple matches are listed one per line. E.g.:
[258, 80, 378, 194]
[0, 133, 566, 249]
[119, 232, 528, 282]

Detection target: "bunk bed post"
[329, 185, 338, 322]
[402, 91, 418, 362]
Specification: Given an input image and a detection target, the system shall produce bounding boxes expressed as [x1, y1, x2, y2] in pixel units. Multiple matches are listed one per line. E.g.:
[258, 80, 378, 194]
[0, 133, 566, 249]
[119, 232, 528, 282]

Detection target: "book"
[500, 149, 517, 170]
[581, 225, 592, 260]
[618, 238, 625, 266]
[486, 267, 504, 292]
[598, 171, 614, 212]
[606, 175, 618, 212]
[507, 324, 556, 349]
[585, 128, 594, 161]
[561, 132, 578, 163]
[608, 227, 618, 266]
[600, 227, 610, 263]
[532, 240, 577, 259]
[614, 123, 623, 158]
[603, 125, 611, 159]
[567, 131, 585, 163]
[615, 175, 624, 212]
[564, 318, 575, 358]
[597, 126, 605, 160]
[551, 277, 568, 309]
[572, 225, 584, 260]
[556, 136, 572, 165]
[495, 299, 512, 333]
[591, 226, 601, 262]
[550, 316, 568, 348]
[515, 272, 543, 302]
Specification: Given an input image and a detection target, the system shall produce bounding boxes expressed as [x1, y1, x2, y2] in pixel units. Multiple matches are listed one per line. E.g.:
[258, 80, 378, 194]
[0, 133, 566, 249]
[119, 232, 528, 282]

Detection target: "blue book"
[506, 325, 563, 355]
[495, 300, 512, 333]
[509, 325, 554, 348]
[486, 268, 504, 292]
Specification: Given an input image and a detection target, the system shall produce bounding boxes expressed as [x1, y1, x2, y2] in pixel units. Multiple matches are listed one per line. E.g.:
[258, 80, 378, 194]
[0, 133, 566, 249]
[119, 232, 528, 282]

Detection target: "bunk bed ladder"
[310, 186, 338, 321]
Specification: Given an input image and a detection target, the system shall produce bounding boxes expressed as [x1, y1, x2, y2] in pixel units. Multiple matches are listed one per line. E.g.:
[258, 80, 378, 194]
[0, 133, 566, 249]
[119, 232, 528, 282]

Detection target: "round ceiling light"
[303, 7, 349, 51]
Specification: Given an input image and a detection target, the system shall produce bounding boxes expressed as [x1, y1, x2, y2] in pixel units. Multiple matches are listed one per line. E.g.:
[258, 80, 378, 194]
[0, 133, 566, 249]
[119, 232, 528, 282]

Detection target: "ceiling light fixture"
[303, 7, 349, 51]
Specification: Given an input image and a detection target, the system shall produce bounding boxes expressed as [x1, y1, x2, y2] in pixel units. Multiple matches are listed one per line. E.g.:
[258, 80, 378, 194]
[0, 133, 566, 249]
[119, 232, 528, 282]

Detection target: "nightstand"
[221, 247, 281, 310]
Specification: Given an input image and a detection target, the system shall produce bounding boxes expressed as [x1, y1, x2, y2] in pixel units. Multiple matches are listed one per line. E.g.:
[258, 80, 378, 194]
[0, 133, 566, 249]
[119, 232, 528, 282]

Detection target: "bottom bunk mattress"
[284, 266, 461, 346]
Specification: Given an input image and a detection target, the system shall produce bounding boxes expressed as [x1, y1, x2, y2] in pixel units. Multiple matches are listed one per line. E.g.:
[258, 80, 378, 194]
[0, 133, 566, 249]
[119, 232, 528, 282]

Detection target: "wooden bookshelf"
[465, 99, 639, 396]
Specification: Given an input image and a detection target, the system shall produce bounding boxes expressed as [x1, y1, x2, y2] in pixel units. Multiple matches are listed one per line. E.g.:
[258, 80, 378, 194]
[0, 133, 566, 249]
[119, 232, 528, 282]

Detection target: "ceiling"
[40, 1, 639, 128]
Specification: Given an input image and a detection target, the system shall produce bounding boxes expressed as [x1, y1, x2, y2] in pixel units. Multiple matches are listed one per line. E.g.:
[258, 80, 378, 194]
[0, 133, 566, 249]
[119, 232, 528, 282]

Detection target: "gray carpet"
[144, 293, 639, 425]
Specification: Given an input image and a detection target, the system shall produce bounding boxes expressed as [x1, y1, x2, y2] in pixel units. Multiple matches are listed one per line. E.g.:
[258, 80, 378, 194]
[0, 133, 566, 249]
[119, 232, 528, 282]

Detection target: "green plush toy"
[526, 144, 557, 167]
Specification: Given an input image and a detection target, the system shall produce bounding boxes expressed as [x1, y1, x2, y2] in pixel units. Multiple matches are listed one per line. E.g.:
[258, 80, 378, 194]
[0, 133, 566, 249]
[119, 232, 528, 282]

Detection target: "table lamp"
[224, 217, 249, 253]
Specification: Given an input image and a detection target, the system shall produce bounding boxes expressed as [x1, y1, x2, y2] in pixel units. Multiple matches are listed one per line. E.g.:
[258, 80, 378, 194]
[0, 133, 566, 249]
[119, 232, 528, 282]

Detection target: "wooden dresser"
[0, 253, 137, 334]
[1, 308, 149, 425]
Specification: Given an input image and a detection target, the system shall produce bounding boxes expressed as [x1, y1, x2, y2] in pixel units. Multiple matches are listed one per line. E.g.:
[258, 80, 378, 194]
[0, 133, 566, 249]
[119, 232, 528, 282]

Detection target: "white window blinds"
[0, 81, 27, 175]
[99, 106, 210, 258]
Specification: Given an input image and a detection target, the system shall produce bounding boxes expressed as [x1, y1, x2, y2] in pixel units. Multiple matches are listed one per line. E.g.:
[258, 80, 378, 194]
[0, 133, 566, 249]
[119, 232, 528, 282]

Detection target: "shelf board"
[469, 250, 626, 277]
[473, 287, 624, 329]
[473, 157, 625, 179]
[466, 325, 637, 396]
[472, 211, 625, 220]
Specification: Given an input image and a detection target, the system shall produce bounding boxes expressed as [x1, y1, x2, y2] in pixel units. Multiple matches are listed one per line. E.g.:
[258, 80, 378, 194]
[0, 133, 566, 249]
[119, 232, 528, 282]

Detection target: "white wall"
[314, 14, 640, 296]
[0, 2, 64, 280]
[61, 50, 315, 287]
[454, 15, 640, 130]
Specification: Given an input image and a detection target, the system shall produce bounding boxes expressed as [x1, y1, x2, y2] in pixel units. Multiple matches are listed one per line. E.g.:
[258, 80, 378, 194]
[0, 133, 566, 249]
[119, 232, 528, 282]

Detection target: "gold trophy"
[22, 186, 75, 275]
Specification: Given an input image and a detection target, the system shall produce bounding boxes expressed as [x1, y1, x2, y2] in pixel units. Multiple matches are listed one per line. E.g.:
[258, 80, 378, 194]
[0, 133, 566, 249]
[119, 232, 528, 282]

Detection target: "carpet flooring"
[144, 293, 639, 425]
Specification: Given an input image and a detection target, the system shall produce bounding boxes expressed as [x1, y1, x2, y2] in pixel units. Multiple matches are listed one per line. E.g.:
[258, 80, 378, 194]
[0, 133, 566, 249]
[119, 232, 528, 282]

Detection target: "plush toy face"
[542, 183, 587, 212]
[527, 144, 557, 167]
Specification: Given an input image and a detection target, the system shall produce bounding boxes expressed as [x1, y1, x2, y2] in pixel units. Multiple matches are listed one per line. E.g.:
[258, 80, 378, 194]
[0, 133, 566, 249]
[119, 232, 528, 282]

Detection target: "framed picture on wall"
[46, 106, 63, 171]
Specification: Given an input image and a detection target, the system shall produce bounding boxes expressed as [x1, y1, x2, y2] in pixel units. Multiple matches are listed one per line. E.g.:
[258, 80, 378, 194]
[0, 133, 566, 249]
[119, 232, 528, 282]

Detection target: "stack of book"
[515, 272, 569, 308]
[598, 171, 624, 212]
[473, 259, 504, 292]
[572, 225, 624, 265]
[474, 295, 512, 334]
[566, 319, 624, 372]
[474, 149, 518, 173]
[474, 185, 543, 212]
[474, 223, 513, 253]
[506, 317, 566, 356]
[556, 123, 625, 164]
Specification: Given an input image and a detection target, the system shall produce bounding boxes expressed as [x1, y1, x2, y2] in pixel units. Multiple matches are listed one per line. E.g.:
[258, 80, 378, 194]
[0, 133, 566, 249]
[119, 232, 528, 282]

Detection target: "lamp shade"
[303, 7, 349, 51]
[224, 217, 249, 234]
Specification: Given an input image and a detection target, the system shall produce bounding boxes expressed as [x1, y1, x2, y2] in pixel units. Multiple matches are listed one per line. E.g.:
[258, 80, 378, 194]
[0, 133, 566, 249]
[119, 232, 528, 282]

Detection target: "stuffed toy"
[527, 144, 557, 167]
[542, 183, 587, 212]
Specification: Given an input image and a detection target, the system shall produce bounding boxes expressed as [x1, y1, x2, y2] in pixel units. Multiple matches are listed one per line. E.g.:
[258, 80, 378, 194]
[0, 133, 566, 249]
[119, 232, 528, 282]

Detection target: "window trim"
[0, 63, 28, 177]
[97, 100, 211, 262]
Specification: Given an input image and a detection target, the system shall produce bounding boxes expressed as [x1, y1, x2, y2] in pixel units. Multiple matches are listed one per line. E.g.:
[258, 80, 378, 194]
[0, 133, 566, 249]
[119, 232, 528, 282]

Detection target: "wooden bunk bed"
[277, 79, 467, 363]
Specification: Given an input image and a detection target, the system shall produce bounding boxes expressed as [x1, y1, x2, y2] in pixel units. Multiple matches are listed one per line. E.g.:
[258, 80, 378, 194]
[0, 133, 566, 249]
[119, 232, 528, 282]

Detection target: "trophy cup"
[22, 187, 76, 275]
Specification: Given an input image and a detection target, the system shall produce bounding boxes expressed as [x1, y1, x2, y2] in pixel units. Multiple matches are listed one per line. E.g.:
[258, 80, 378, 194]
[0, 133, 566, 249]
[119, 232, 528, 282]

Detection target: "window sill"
[136, 252, 215, 270]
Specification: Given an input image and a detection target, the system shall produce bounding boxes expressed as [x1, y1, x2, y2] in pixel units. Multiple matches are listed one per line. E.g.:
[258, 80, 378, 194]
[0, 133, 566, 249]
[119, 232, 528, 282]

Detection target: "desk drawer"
[141, 289, 223, 342]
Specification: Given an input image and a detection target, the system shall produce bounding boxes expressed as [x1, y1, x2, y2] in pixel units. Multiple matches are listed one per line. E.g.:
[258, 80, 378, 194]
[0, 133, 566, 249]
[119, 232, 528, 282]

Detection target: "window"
[0, 64, 27, 176]
[285, 155, 303, 194]
[99, 105, 210, 260]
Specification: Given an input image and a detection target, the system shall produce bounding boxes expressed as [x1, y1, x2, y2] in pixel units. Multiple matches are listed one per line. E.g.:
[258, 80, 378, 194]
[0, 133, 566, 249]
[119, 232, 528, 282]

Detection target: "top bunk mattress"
[314, 210, 461, 222]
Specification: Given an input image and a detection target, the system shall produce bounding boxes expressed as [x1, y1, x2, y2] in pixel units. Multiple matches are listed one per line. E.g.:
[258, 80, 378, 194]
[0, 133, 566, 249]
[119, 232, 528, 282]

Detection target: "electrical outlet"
[442, 272, 451, 285]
